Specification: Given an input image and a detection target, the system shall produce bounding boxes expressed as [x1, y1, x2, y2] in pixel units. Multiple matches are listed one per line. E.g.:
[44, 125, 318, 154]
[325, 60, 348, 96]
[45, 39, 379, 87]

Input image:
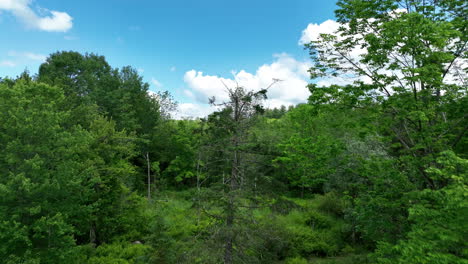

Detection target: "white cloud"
[1, 51, 46, 68]
[147, 90, 157, 98]
[36, 11, 72, 32]
[299, 19, 341, 45]
[8, 51, 46, 62]
[299, 19, 369, 87]
[0, 0, 73, 32]
[151, 78, 162, 88]
[174, 103, 219, 119]
[183, 53, 311, 110]
[444, 58, 468, 86]
[0, 0, 26, 9]
[64, 35, 78, 41]
[178, 53, 312, 118]
[299, 12, 466, 90]
[23, 52, 46, 61]
[0, 60, 16, 67]
[170, 66, 176, 72]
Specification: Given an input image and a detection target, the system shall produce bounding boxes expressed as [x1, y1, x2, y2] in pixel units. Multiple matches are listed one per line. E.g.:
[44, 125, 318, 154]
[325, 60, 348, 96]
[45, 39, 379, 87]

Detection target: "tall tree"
[0, 79, 143, 263]
[38, 52, 162, 137]
[374, 151, 468, 264]
[306, 0, 467, 189]
[203, 80, 281, 264]
[38, 51, 171, 193]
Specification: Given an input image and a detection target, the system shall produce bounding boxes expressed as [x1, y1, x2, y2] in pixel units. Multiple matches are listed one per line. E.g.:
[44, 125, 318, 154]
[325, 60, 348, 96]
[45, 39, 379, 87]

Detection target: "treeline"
[0, 51, 169, 263]
[1, 0, 467, 263]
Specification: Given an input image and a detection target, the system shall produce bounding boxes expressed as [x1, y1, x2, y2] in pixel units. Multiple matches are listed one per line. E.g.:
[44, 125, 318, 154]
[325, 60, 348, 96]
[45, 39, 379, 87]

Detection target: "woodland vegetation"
[0, 0, 466, 263]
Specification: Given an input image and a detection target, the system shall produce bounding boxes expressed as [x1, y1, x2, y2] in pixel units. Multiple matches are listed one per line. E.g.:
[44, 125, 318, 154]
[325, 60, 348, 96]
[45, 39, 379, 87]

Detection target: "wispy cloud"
[151, 78, 162, 88]
[64, 35, 78, 41]
[8, 51, 46, 62]
[0, 0, 73, 32]
[24, 52, 45, 61]
[0, 60, 16, 67]
[1, 50, 46, 68]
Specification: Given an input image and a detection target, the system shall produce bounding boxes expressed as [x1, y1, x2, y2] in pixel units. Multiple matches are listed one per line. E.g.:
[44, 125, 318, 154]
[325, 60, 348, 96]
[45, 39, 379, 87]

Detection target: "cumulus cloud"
[299, 11, 465, 89]
[177, 53, 312, 118]
[299, 19, 341, 45]
[299, 19, 371, 87]
[183, 53, 312, 111]
[147, 90, 157, 98]
[444, 58, 468, 86]
[0, 0, 73, 32]
[299, 10, 407, 45]
[174, 103, 220, 119]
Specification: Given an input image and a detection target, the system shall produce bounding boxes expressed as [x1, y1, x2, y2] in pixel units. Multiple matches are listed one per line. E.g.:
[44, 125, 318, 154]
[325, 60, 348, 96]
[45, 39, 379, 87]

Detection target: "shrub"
[87, 242, 150, 264]
[317, 192, 346, 217]
[305, 211, 332, 230]
[279, 210, 344, 257]
[286, 256, 309, 264]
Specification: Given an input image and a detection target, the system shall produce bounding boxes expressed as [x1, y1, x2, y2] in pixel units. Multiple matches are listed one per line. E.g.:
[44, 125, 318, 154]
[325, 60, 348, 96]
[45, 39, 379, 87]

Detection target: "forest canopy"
[0, 0, 466, 263]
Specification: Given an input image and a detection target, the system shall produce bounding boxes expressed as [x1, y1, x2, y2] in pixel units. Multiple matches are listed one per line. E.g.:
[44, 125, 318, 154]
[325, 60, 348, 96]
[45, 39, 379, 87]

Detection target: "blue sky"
[0, 0, 338, 117]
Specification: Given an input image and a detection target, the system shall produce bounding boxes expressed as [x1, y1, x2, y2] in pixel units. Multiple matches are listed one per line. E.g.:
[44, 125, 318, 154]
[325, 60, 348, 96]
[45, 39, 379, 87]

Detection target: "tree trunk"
[89, 224, 96, 245]
[225, 143, 238, 264]
[225, 98, 240, 264]
[146, 152, 151, 199]
[224, 198, 234, 264]
[196, 151, 202, 225]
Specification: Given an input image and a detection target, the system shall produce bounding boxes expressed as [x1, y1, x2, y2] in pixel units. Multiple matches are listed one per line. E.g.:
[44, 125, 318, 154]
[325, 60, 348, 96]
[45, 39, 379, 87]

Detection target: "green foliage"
[144, 191, 216, 263]
[285, 256, 309, 264]
[1, 5, 465, 260]
[0, 80, 91, 262]
[273, 104, 343, 195]
[0, 78, 143, 262]
[307, 0, 467, 190]
[162, 121, 202, 185]
[267, 197, 348, 258]
[316, 192, 347, 218]
[37, 51, 169, 194]
[144, 192, 351, 263]
[373, 151, 468, 264]
[280, 210, 343, 257]
[302, 1, 467, 262]
[351, 158, 414, 244]
[275, 134, 336, 193]
[310, 255, 369, 264]
[88, 243, 151, 264]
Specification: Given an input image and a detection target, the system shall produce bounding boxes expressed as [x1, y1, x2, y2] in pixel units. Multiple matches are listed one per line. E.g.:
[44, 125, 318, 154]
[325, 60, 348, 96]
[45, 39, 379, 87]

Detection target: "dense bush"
[88, 243, 151, 264]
